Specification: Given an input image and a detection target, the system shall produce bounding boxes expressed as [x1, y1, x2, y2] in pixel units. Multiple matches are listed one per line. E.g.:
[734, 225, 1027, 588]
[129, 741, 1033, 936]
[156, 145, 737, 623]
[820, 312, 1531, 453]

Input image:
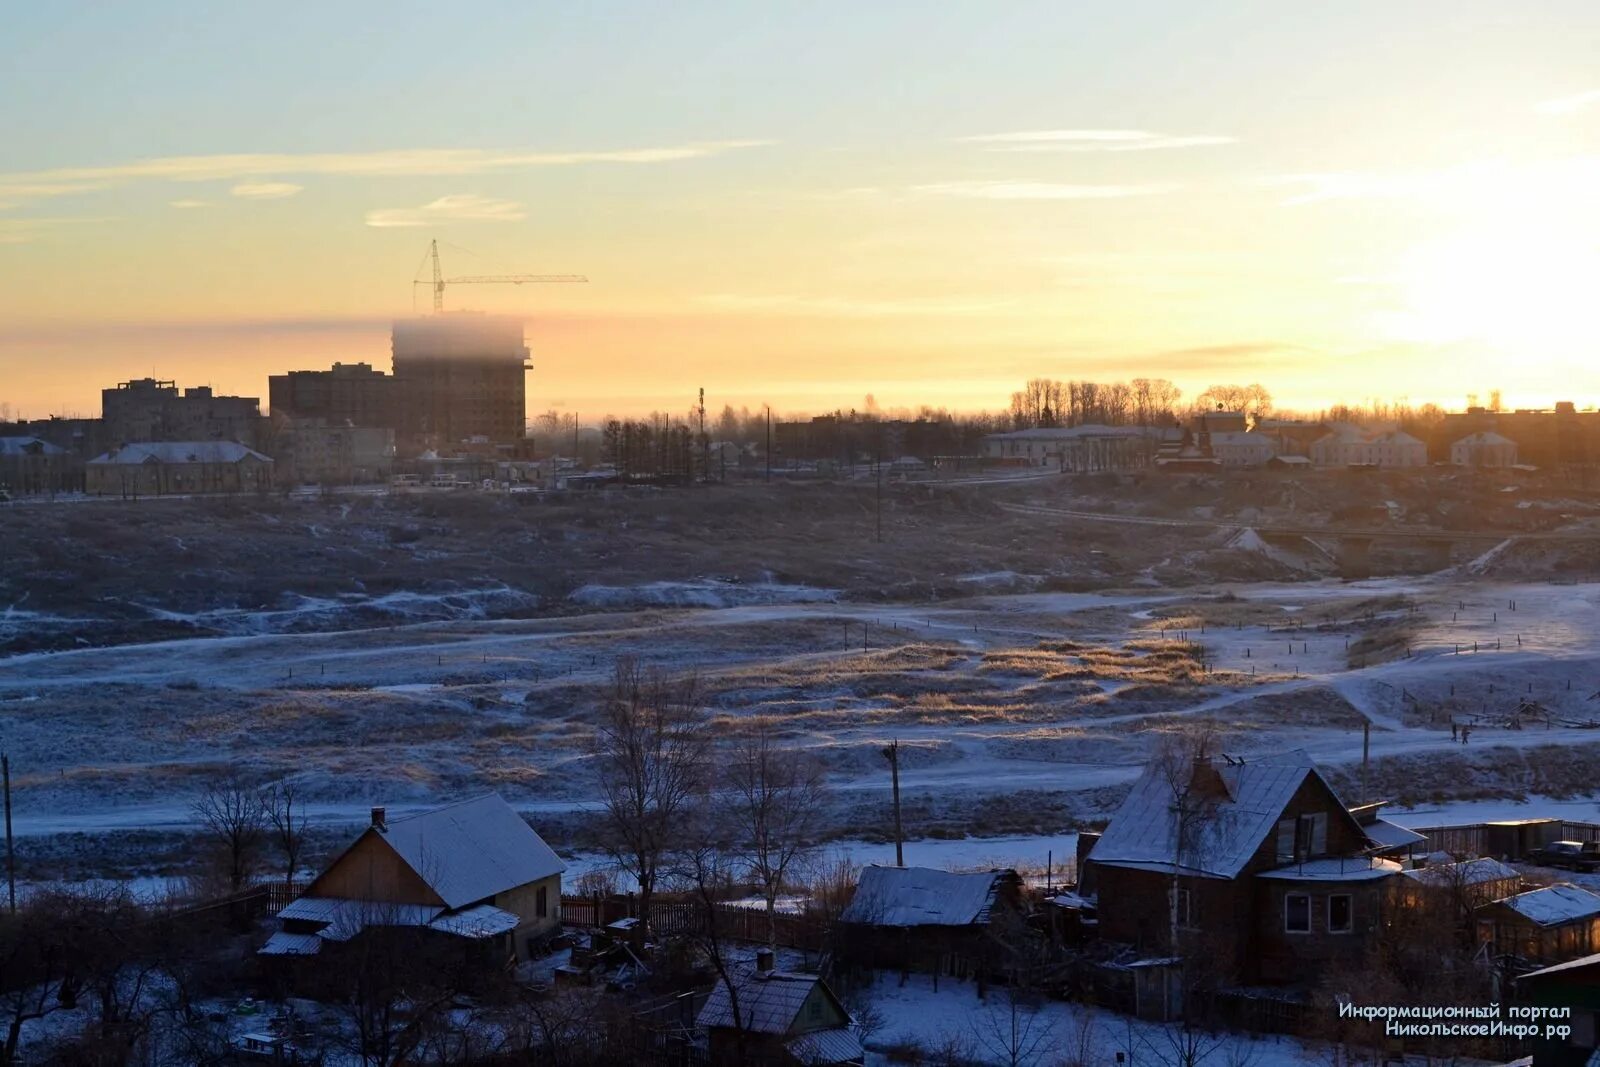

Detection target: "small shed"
[696, 959, 862, 1066]
[1477, 884, 1600, 969]
[1400, 858, 1521, 911]
[836, 866, 1024, 980]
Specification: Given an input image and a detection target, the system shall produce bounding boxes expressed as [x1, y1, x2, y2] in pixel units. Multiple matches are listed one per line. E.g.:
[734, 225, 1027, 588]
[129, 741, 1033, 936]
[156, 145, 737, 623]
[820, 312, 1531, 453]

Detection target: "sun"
[1381, 223, 1600, 353]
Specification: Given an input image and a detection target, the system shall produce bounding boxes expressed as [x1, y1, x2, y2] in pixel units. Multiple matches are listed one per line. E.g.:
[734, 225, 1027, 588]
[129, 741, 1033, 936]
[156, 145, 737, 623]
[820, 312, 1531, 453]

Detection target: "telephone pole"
[765, 405, 772, 483]
[882, 740, 904, 867]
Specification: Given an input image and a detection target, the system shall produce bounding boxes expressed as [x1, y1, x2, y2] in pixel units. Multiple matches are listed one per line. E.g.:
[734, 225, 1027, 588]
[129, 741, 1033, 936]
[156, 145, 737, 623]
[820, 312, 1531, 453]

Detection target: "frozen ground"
[7, 565, 1600, 881]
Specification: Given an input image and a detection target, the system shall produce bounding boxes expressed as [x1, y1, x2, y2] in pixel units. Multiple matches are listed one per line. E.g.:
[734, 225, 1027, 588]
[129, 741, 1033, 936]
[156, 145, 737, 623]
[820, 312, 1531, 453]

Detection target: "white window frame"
[1284, 892, 1312, 934]
[1327, 893, 1353, 935]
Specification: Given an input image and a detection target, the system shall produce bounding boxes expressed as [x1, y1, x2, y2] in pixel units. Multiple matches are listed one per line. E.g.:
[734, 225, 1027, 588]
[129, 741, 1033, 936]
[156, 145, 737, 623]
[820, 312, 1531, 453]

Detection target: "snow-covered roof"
[1089, 750, 1341, 880]
[1372, 430, 1424, 446]
[426, 902, 521, 939]
[1494, 884, 1600, 926]
[375, 793, 566, 909]
[1270, 455, 1313, 465]
[696, 968, 842, 1035]
[0, 436, 67, 456]
[88, 441, 271, 465]
[1454, 432, 1515, 447]
[1209, 431, 1273, 446]
[785, 1028, 864, 1064]
[1256, 857, 1400, 882]
[839, 866, 1014, 927]
[1401, 858, 1519, 889]
[984, 424, 1152, 441]
[259, 931, 323, 956]
[1364, 819, 1426, 849]
[282, 897, 445, 941]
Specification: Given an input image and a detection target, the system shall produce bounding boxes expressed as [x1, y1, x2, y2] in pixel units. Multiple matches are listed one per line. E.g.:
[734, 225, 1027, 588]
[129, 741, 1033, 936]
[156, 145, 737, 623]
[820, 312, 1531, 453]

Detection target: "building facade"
[268, 362, 404, 430]
[85, 441, 274, 496]
[391, 314, 530, 448]
[102, 378, 263, 448]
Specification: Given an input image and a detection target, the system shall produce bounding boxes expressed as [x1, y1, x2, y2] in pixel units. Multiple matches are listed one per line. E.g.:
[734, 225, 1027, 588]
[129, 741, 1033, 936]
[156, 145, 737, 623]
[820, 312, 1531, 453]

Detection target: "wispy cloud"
[168, 198, 210, 209]
[696, 292, 1013, 317]
[230, 182, 303, 200]
[912, 180, 1181, 200]
[961, 129, 1235, 152]
[0, 141, 773, 206]
[365, 193, 527, 228]
[1534, 89, 1600, 116]
[0, 216, 112, 245]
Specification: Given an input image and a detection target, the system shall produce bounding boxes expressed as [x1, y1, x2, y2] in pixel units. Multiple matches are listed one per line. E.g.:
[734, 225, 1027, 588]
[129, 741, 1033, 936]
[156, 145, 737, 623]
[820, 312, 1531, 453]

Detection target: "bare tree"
[191, 777, 268, 893]
[1139, 1022, 1232, 1067]
[968, 987, 1059, 1067]
[589, 659, 709, 936]
[0, 894, 74, 1066]
[726, 722, 828, 949]
[262, 780, 309, 891]
[671, 838, 752, 1064]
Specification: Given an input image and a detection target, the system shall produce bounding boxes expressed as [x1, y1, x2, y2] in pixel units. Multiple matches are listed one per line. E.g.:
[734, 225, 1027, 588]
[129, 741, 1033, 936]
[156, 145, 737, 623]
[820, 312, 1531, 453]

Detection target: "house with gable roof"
[835, 865, 1026, 979]
[1086, 750, 1401, 988]
[696, 950, 862, 1066]
[260, 794, 565, 966]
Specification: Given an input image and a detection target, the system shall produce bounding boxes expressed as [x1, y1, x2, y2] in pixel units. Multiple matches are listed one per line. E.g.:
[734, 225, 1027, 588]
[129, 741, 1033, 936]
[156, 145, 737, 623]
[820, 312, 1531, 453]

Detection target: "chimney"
[755, 948, 775, 974]
[371, 806, 387, 832]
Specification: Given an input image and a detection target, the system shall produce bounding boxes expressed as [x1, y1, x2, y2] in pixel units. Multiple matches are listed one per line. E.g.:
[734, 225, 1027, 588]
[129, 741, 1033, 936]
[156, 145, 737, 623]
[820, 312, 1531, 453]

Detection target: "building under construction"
[390, 314, 532, 450]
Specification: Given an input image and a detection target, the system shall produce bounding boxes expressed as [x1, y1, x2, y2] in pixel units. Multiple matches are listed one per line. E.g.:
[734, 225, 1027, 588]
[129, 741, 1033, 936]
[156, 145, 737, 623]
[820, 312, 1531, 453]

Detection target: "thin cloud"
[0, 216, 112, 245]
[912, 180, 1181, 200]
[365, 193, 527, 228]
[697, 292, 1014, 317]
[230, 182, 303, 200]
[168, 199, 210, 209]
[1534, 89, 1600, 116]
[962, 129, 1235, 152]
[0, 141, 773, 205]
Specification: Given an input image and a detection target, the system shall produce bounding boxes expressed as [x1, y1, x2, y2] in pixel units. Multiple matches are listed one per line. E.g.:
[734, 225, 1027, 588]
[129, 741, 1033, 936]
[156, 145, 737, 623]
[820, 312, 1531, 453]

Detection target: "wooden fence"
[561, 894, 827, 952]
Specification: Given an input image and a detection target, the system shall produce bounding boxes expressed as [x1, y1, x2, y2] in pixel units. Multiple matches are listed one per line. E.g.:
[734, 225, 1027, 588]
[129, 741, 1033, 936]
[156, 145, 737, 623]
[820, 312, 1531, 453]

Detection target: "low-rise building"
[1310, 427, 1427, 468]
[1476, 883, 1600, 972]
[1086, 749, 1400, 1002]
[837, 865, 1025, 979]
[696, 951, 863, 1066]
[85, 440, 274, 496]
[1451, 431, 1519, 468]
[261, 794, 565, 965]
[0, 436, 75, 495]
[275, 420, 396, 485]
[1207, 430, 1278, 467]
[981, 425, 1156, 471]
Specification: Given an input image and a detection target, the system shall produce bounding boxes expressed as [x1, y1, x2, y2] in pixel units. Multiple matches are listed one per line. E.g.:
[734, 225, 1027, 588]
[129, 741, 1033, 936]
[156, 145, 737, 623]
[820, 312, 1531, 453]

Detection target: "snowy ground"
[5, 574, 1600, 879]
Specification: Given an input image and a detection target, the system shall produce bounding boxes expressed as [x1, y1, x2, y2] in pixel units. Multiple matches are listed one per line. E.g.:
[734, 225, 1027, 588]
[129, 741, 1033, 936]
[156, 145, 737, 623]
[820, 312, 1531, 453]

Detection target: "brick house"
[1086, 750, 1400, 1002]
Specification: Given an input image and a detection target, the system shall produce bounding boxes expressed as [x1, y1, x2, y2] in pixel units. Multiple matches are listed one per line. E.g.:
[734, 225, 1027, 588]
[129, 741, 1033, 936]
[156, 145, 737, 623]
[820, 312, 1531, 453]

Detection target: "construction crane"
[415, 239, 587, 312]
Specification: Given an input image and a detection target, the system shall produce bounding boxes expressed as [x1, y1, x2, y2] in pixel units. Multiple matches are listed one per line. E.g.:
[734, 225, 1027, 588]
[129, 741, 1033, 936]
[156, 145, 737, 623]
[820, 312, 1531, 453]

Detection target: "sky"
[2, 1, 1599, 421]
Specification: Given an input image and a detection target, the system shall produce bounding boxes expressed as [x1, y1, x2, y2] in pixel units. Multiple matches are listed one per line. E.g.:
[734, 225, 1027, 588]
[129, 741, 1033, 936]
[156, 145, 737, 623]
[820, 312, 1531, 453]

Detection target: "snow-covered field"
[4, 574, 1600, 880]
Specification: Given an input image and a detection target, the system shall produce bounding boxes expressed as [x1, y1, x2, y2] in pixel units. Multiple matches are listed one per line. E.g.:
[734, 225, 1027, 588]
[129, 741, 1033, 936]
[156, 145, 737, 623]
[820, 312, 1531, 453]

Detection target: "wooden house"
[1399, 858, 1522, 912]
[836, 866, 1025, 980]
[1477, 884, 1600, 971]
[1515, 951, 1600, 1066]
[1086, 750, 1400, 997]
[259, 794, 565, 966]
[696, 953, 863, 1067]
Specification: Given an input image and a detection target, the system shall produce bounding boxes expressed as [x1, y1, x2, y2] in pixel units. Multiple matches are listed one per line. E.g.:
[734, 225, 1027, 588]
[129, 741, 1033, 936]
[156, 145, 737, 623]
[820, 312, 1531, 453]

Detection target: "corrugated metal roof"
[427, 903, 521, 939]
[839, 866, 1013, 927]
[1364, 819, 1426, 849]
[696, 970, 821, 1035]
[1521, 951, 1600, 981]
[1498, 884, 1600, 927]
[1089, 750, 1324, 879]
[377, 793, 565, 909]
[785, 1028, 864, 1064]
[88, 441, 272, 465]
[1402, 858, 1519, 888]
[0, 436, 67, 456]
[258, 931, 323, 956]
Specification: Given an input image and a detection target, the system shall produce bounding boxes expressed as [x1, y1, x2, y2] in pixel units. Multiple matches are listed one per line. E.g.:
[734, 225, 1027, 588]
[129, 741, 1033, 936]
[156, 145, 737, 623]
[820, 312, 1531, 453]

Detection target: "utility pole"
[875, 454, 884, 543]
[882, 740, 904, 867]
[765, 405, 772, 483]
[1360, 721, 1371, 804]
[3, 754, 14, 914]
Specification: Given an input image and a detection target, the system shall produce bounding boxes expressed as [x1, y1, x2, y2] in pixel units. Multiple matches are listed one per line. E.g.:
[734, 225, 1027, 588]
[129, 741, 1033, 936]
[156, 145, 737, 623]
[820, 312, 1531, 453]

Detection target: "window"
[536, 885, 548, 919]
[1328, 894, 1353, 934]
[1285, 893, 1311, 933]
[1275, 819, 1296, 863]
[1171, 887, 1196, 928]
